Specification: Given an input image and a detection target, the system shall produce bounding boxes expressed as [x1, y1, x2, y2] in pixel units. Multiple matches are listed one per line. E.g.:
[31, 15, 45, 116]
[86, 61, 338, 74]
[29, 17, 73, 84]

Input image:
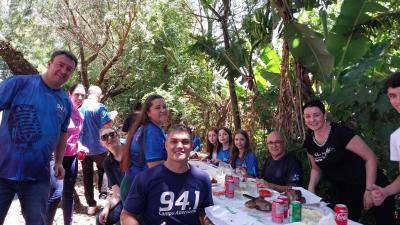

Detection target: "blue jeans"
[46, 156, 78, 225]
[95, 202, 123, 225]
[0, 178, 50, 225]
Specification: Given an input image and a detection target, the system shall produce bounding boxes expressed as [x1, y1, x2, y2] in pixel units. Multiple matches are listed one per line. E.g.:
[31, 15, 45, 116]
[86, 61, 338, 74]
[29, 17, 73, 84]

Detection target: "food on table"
[301, 208, 324, 225]
[258, 188, 272, 198]
[256, 179, 268, 188]
[283, 189, 306, 203]
[189, 152, 200, 160]
[211, 177, 218, 184]
[244, 197, 272, 212]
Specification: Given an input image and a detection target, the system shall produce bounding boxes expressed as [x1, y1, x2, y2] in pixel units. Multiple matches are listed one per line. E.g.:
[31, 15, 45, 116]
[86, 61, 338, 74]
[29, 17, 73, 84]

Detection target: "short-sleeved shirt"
[126, 121, 167, 179]
[124, 164, 214, 225]
[233, 151, 258, 177]
[303, 122, 366, 188]
[103, 153, 124, 188]
[64, 109, 84, 156]
[79, 99, 111, 156]
[0, 75, 72, 180]
[390, 128, 400, 161]
[261, 152, 302, 186]
[217, 147, 230, 163]
[192, 136, 201, 152]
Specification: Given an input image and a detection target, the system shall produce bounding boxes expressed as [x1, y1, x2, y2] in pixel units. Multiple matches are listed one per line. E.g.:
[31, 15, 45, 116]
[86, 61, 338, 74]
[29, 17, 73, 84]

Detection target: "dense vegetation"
[1, 0, 400, 223]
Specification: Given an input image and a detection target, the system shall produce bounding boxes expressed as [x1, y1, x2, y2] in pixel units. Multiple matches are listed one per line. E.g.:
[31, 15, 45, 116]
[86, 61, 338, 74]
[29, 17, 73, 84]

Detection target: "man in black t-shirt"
[96, 128, 124, 225]
[261, 131, 302, 192]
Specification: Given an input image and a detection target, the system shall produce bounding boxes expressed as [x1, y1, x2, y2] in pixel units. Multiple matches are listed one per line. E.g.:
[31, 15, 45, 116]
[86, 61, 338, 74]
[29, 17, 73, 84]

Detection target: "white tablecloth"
[189, 161, 363, 225]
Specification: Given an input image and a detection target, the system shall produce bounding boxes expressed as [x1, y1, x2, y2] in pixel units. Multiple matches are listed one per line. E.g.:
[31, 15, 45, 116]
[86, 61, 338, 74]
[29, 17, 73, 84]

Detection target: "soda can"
[272, 199, 285, 223]
[277, 195, 289, 218]
[224, 174, 235, 198]
[289, 201, 302, 222]
[77, 150, 86, 161]
[334, 204, 348, 225]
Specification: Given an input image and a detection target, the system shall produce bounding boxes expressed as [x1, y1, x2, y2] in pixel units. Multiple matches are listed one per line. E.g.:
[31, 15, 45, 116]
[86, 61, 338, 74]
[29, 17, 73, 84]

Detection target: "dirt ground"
[3, 163, 105, 225]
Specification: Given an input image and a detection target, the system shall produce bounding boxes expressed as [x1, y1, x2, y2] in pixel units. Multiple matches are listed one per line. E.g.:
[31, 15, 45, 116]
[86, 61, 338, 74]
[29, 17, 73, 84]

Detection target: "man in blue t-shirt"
[120, 124, 214, 225]
[0, 50, 77, 225]
[79, 85, 112, 214]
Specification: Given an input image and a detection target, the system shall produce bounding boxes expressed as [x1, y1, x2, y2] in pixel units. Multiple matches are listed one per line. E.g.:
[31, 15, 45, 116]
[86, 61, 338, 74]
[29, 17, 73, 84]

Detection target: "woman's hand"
[371, 184, 387, 206]
[363, 190, 374, 210]
[98, 207, 110, 225]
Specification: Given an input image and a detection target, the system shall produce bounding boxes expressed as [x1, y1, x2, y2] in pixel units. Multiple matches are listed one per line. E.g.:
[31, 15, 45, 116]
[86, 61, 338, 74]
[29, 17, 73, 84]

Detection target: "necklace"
[313, 123, 331, 147]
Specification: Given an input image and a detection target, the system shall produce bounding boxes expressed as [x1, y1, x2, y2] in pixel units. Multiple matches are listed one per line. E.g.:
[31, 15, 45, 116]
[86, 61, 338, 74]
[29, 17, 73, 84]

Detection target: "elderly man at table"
[120, 124, 214, 225]
[260, 131, 303, 192]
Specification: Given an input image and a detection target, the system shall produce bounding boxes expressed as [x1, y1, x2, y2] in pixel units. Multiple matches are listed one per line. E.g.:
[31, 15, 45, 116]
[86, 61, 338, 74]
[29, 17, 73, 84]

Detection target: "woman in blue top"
[120, 94, 169, 201]
[230, 129, 258, 177]
[217, 127, 232, 164]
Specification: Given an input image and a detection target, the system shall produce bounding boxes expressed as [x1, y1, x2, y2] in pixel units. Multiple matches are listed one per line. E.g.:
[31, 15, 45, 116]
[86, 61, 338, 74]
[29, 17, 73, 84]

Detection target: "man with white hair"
[79, 85, 112, 214]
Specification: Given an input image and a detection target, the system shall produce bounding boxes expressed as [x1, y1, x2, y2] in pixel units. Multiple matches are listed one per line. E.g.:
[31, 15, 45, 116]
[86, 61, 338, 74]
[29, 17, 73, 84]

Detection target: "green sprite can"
[289, 201, 302, 222]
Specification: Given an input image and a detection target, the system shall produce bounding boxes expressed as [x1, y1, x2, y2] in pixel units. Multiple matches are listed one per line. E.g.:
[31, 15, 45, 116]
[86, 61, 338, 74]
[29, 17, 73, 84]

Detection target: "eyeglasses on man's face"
[266, 140, 283, 146]
[101, 131, 116, 141]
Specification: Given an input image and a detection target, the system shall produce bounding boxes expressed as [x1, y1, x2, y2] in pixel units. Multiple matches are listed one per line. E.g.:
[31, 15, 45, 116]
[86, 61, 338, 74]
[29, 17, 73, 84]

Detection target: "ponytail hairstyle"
[121, 94, 164, 172]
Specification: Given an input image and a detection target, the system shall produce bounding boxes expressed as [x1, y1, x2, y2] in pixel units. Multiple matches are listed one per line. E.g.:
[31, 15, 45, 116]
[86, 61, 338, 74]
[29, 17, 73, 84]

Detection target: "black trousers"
[81, 152, 108, 207]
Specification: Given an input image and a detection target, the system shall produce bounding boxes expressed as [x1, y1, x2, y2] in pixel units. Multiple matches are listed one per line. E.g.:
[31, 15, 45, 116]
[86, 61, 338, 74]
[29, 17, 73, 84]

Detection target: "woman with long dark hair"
[216, 127, 232, 164]
[303, 100, 395, 224]
[205, 128, 220, 163]
[120, 94, 168, 201]
[46, 83, 86, 225]
[230, 129, 258, 177]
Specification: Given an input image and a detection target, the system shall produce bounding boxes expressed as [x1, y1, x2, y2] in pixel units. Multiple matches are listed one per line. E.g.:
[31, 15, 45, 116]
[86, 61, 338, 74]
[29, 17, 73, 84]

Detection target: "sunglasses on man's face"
[101, 132, 116, 141]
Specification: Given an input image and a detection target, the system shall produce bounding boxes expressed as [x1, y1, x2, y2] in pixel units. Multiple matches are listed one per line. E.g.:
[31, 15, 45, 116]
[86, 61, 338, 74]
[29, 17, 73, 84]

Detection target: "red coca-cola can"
[77, 151, 86, 161]
[334, 204, 348, 225]
[224, 174, 235, 198]
[277, 195, 289, 218]
[272, 199, 285, 223]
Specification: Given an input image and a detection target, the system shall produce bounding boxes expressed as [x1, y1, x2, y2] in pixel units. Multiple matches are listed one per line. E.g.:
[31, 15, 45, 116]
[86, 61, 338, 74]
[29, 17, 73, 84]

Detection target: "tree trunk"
[0, 40, 38, 75]
[220, 0, 241, 130]
[227, 74, 241, 130]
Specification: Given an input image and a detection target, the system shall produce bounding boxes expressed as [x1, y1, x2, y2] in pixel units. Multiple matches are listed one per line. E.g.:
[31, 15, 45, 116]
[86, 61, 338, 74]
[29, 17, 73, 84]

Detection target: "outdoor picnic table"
[189, 160, 363, 225]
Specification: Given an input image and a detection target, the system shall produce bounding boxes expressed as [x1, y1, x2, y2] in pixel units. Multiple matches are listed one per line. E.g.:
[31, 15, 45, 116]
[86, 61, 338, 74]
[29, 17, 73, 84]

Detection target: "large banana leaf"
[326, 0, 388, 70]
[283, 21, 334, 81]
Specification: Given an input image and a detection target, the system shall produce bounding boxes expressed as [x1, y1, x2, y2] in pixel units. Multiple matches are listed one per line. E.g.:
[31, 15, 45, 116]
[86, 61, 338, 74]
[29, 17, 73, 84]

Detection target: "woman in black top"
[302, 100, 395, 224]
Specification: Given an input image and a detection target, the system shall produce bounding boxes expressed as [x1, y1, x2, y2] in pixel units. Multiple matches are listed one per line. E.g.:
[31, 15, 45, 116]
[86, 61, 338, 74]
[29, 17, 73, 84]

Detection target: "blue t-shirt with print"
[217, 147, 230, 163]
[124, 164, 214, 225]
[126, 121, 167, 179]
[234, 151, 258, 177]
[0, 75, 72, 181]
[79, 99, 110, 156]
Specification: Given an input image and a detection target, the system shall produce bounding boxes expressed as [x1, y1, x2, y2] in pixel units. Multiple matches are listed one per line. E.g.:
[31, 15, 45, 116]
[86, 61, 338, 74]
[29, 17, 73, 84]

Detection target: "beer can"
[272, 199, 285, 223]
[334, 204, 348, 225]
[289, 201, 302, 222]
[277, 195, 289, 218]
[224, 174, 235, 198]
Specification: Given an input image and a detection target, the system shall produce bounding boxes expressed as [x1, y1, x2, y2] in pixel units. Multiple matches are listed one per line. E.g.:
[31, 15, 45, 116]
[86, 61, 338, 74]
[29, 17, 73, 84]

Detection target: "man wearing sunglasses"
[79, 85, 113, 214]
[96, 128, 124, 225]
[260, 131, 303, 192]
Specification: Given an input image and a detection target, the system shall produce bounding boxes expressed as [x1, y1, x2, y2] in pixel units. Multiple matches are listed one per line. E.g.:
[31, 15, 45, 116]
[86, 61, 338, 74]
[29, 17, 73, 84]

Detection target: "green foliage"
[283, 21, 334, 80]
[326, 0, 388, 71]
